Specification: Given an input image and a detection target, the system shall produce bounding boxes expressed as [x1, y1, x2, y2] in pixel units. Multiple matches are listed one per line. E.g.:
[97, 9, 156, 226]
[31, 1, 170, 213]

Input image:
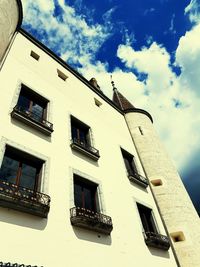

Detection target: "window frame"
[0, 142, 50, 218]
[70, 115, 100, 161]
[17, 84, 48, 122]
[0, 145, 44, 192]
[71, 116, 91, 146]
[121, 148, 138, 176]
[11, 83, 53, 135]
[136, 202, 170, 250]
[136, 202, 159, 235]
[70, 170, 113, 235]
[73, 174, 100, 213]
[121, 148, 148, 188]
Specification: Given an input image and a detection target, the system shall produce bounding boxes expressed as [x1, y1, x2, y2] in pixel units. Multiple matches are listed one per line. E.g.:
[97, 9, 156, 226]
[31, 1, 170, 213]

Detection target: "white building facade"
[0, 1, 199, 267]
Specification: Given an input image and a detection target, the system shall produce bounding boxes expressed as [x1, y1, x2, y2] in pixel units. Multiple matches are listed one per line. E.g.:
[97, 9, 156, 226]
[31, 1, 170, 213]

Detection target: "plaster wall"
[125, 111, 200, 267]
[0, 0, 20, 62]
[0, 33, 177, 267]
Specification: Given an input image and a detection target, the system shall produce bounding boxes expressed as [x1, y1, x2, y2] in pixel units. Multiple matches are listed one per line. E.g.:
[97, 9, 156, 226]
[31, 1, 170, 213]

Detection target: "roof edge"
[16, 0, 23, 29]
[18, 30, 153, 123]
[124, 108, 153, 123]
[18, 28, 124, 115]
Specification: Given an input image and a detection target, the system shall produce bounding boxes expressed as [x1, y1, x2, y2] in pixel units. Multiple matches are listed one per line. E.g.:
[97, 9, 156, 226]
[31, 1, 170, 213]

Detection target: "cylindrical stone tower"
[124, 110, 200, 267]
[112, 84, 200, 266]
[112, 82, 200, 267]
[0, 0, 22, 63]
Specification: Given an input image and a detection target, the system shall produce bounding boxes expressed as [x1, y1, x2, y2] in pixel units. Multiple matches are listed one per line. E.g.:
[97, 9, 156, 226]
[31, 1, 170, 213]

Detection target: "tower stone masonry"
[113, 86, 200, 267]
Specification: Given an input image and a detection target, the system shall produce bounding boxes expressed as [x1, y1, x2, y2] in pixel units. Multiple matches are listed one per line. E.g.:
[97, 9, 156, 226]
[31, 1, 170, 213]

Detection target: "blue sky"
[21, 0, 200, 214]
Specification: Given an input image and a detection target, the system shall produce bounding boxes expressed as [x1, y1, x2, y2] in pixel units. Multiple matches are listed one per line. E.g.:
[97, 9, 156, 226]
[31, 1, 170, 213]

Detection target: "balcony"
[70, 207, 113, 234]
[11, 105, 53, 136]
[70, 138, 100, 161]
[144, 232, 170, 251]
[0, 180, 50, 218]
[128, 171, 148, 188]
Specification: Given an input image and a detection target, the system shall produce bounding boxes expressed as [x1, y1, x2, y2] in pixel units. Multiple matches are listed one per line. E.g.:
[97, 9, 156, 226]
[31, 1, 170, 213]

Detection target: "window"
[170, 231, 185, 243]
[70, 116, 100, 160]
[70, 174, 113, 234]
[0, 146, 50, 217]
[121, 149, 148, 188]
[137, 203, 170, 250]
[121, 149, 137, 177]
[30, 50, 40, 61]
[0, 146, 43, 191]
[74, 175, 99, 212]
[151, 179, 163, 186]
[71, 117, 90, 148]
[11, 85, 53, 135]
[137, 203, 158, 234]
[17, 85, 47, 123]
[138, 126, 144, 135]
[57, 69, 68, 81]
[94, 98, 102, 107]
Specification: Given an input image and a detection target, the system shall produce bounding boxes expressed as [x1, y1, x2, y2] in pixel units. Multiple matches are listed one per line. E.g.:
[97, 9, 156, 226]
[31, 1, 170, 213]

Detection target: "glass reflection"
[0, 156, 19, 184]
[0, 155, 39, 191]
[20, 164, 37, 190]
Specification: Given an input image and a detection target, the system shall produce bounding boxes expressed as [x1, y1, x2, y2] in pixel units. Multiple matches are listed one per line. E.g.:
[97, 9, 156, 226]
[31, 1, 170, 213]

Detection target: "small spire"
[111, 74, 135, 111]
[110, 75, 117, 91]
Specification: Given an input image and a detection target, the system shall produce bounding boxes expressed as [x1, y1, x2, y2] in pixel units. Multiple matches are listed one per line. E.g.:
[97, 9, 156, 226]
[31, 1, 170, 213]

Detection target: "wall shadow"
[129, 180, 148, 192]
[148, 246, 170, 259]
[71, 225, 112, 246]
[10, 118, 52, 143]
[0, 207, 47, 230]
[71, 149, 99, 167]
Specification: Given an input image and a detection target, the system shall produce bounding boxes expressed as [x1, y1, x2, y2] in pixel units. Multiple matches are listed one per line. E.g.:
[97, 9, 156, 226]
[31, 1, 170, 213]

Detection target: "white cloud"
[21, 0, 113, 66]
[145, 35, 153, 45]
[117, 42, 175, 94]
[121, 28, 136, 46]
[115, 38, 200, 171]
[80, 61, 144, 100]
[185, 0, 200, 23]
[176, 24, 200, 96]
[169, 13, 176, 34]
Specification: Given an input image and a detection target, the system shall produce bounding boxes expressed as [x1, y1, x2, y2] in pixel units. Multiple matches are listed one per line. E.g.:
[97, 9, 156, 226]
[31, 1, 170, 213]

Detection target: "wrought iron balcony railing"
[11, 105, 53, 135]
[70, 138, 100, 161]
[144, 231, 170, 250]
[0, 180, 50, 218]
[0, 262, 42, 267]
[70, 207, 113, 234]
[128, 171, 148, 188]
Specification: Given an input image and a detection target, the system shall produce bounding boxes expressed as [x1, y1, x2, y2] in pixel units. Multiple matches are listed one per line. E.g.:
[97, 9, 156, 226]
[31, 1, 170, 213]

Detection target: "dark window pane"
[72, 126, 78, 140]
[19, 163, 37, 190]
[74, 183, 82, 208]
[79, 130, 87, 144]
[74, 177, 97, 211]
[18, 95, 30, 112]
[71, 117, 90, 145]
[149, 213, 157, 233]
[0, 148, 42, 192]
[122, 149, 137, 175]
[31, 103, 43, 121]
[84, 187, 95, 211]
[137, 204, 157, 233]
[124, 158, 133, 175]
[140, 211, 151, 232]
[18, 87, 47, 121]
[0, 155, 19, 184]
